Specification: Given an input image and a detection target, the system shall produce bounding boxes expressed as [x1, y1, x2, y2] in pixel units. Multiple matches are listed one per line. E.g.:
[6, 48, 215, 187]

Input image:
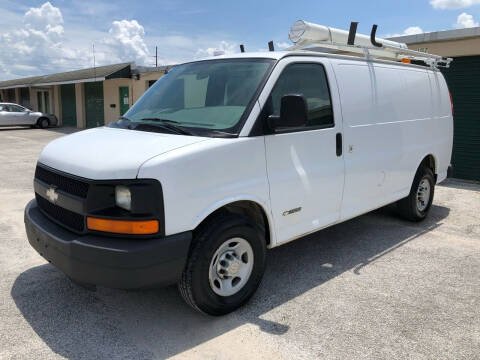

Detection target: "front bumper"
[24, 199, 192, 289]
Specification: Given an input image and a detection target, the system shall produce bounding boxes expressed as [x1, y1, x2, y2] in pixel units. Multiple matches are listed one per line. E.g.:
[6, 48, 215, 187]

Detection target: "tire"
[397, 166, 435, 222]
[38, 117, 49, 129]
[178, 212, 267, 315]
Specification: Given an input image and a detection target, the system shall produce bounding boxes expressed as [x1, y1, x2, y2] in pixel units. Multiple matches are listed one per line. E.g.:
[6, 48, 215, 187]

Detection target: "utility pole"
[150, 46, 158, 67]
[92, 43, 97, 80]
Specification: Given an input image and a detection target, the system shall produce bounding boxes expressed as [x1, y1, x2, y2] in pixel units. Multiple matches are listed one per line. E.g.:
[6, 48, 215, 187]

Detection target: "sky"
[0, 0, 480, 80]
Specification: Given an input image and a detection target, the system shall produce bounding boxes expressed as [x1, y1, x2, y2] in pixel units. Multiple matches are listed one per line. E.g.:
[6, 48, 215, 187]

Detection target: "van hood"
[38, 127, 209, 179]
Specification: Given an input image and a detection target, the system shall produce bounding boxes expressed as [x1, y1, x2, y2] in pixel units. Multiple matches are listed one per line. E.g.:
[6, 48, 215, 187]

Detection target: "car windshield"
[113, 58, 274, 137]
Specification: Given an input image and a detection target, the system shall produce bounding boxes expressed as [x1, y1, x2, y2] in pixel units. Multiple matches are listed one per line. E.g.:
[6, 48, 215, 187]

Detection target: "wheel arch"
[192, 197, 274, 247]
[36, 116, 50, 127]
[419, 153, 437, 182]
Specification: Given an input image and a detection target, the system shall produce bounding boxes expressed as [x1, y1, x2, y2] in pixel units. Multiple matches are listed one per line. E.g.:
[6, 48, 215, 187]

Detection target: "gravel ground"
[0, 127, 479, 360]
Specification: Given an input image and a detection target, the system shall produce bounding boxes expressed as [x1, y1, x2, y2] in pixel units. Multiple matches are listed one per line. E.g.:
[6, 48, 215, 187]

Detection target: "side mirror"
[267, 94, 308, 132]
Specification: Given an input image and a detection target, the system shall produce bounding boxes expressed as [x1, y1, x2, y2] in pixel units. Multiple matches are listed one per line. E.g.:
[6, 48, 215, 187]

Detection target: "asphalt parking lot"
[0, 127, 479, 359]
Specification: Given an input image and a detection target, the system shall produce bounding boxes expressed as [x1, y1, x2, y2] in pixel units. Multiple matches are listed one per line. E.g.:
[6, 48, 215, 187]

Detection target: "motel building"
[0, 62, 168, 128]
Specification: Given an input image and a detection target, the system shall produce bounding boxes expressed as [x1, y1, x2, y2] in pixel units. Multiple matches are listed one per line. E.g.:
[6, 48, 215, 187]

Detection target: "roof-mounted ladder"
[287, 21, 453, 69]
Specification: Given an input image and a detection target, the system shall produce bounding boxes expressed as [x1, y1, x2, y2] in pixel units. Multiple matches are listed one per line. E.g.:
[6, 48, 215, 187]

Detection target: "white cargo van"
[24, 22, 453, 315]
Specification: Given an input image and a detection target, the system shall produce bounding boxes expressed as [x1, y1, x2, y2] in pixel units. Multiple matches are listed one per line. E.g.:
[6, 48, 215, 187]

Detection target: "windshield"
[113, 58, 274, 137]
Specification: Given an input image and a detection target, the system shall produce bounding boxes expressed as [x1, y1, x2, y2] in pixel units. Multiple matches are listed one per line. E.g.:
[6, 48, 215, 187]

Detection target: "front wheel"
[397, 166, 435, 221]
[178, 213, 266, 315]
[38, 117, 49, 129]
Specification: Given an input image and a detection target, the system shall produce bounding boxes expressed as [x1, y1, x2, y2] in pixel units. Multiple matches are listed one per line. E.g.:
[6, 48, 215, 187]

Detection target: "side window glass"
[268, 63, 334, 129]
[10, 105, 24, 112]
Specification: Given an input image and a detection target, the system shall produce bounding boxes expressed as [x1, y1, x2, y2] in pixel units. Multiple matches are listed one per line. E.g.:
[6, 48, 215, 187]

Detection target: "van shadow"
[0, 126, 32, 131]
[43, 126, 80, 135]
[11, 204, 450, 359]
[0, 126, 79, 134]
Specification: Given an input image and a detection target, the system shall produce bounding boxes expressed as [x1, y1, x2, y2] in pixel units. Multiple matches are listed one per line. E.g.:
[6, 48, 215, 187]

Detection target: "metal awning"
[0, 63, 132, 89]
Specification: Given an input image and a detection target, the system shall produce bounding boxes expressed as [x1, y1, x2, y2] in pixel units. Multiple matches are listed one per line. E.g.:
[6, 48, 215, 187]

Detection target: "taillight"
[449, 92, 454, 116]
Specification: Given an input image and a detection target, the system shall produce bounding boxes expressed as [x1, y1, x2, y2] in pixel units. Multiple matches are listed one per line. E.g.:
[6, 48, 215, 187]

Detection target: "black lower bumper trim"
[24, 199, 192, 289]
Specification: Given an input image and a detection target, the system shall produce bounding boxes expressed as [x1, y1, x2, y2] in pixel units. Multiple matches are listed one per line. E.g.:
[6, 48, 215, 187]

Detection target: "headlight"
[115, 185, 131, 211]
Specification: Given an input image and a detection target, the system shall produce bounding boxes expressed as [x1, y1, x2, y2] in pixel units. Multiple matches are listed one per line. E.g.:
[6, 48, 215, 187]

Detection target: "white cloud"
[0, 2, 156, 80]
[455, 12, 479, 27]
[276, 42, 291, 50]
[0, 2, 80, 79]
[0, 2, 243, 80]
[388, 26, 424, 38]
[403, 26, 424, 35]
[104, 20, 149, 64]
[430, 0, 480, 9]
[195, 40, 238, 58]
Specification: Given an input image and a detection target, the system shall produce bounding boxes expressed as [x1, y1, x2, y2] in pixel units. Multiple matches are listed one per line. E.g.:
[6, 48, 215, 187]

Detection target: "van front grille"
[35, 165, 89, 198]
[35, 194, 85, 232]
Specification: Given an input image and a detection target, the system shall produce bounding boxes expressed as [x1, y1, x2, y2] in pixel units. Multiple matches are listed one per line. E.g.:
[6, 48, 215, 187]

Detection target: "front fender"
[191, 195, 277, 247]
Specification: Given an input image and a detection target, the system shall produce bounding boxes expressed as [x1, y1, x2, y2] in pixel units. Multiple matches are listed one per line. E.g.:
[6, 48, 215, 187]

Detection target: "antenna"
[92, 44, 96, 81]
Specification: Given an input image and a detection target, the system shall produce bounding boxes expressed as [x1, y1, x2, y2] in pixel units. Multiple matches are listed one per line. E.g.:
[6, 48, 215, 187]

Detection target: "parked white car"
[0, 103, 57, 128]
[24, 23, 453, 315]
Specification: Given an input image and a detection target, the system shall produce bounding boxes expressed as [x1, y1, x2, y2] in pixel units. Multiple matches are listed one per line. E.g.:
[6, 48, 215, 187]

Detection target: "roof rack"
[286, 21, 453, 69]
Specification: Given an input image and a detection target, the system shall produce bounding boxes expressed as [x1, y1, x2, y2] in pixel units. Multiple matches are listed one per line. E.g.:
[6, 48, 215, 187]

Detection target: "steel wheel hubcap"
[416, 178, 431, 212]
[209, 237, 254, 297]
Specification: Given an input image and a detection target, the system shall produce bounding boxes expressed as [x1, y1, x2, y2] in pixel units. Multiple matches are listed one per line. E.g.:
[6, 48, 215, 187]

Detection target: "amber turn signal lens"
[401, 58, 411, 64]
[87, 217, 159, 235]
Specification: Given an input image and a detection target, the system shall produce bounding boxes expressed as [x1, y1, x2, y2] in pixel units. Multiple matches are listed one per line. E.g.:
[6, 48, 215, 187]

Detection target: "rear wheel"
[178, 213, 266, 315]
[397, 166, 435, 221]
[38, 117, 49, 129]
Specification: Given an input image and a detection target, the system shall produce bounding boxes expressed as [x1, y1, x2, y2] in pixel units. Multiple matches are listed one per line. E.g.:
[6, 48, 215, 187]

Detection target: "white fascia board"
[33, 77, 106, 87]
[0, 85, 28, 89]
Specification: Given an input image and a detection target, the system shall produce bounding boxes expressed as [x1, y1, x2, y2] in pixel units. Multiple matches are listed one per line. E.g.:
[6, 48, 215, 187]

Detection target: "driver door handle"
[336, 133, 342, 157]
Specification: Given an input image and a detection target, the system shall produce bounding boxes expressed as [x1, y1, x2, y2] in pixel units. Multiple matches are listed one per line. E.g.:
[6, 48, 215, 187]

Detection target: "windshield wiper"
[139, 117, 180, 124]
[131, 121, 194, 136]
[137, 117, 195, 136]
[208, 130, 237, 138]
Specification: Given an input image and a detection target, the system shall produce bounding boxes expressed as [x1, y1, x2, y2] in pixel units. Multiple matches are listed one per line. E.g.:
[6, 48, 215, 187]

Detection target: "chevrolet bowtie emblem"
[46, 186, 59, 204]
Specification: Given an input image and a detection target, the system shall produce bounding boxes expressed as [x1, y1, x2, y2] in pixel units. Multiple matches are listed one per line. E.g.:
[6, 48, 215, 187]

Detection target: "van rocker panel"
[24, 199, 192, 289]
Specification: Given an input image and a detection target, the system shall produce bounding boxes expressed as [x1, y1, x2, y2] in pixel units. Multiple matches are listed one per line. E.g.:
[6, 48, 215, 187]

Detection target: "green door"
[84, 82, 104, 128]
[20, 88, 30, 108]
[119, 86, 130, 116]
[61, 84, 76, 126]
[442, 56, 480, 181]
[37, 92, 43, 112]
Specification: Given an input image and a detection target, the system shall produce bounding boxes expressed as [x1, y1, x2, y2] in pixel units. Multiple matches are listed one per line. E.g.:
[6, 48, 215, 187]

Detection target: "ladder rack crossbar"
[288, 40, 453, 69]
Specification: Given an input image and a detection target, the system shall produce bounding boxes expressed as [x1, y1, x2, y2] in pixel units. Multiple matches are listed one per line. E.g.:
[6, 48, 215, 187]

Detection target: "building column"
[30, 88, 38, 112]
[14, 88, 20, 105]
[53, 85, 62, 125]
[75, 83, 85, 128]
